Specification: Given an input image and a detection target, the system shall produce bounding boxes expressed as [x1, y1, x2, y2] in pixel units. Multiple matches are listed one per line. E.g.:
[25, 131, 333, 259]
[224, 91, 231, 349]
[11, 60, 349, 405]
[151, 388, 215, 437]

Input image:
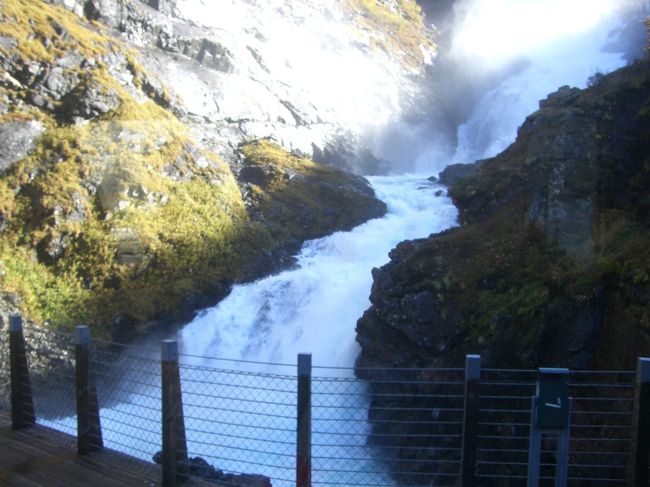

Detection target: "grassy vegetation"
[345, 0, 435, 68]
[0, 1, 385, 335]
[0, 0, 265, 333]
[240, 139, 385, 242]
[0, 0, 110, 62]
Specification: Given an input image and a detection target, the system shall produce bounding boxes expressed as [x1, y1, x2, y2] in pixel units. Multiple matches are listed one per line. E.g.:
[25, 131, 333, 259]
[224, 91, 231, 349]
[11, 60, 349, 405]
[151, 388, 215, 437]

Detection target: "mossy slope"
[0, 0, 385, 337]
[239, 140, 386, 243]
[346, 0, 435, 68]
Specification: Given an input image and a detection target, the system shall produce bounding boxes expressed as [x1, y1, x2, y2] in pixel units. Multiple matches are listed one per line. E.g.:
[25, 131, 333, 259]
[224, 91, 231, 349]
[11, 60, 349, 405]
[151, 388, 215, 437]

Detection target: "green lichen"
[240, 139, 386, 242]
[0, 0, 110, 62]
[346, 0, 435, 68]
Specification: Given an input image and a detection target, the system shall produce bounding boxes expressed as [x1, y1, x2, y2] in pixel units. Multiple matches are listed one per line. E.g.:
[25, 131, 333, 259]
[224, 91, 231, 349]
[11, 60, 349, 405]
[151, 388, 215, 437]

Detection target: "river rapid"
[41, 1, 649, 485]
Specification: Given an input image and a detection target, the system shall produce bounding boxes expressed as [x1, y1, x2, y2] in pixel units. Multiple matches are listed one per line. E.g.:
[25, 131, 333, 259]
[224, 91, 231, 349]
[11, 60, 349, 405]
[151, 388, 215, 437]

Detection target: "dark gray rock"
[0, 94, 8, 116]
[12, 61, 45, 88]
[196, 39, 234, 72]
[54, 193, 88, 224]
[98, 173, 128, 211]
[152, 452, 272, 487]
[83, 0, 103, 21]
[31, 93, 54, 111]
[38, 232, 70, 263]
[438, 160, 484, 186]
[0, 36, 17, 50]
[0, 121, 46, 173]
[44, 66, 80, 100]
[538, 85, 581, 109]
[238, 165, 277, 186]
[311, 136, 391, 176]
[59, 80, 120, 122]
[145, 0, 176, 15]
[46, 0, 121, 25]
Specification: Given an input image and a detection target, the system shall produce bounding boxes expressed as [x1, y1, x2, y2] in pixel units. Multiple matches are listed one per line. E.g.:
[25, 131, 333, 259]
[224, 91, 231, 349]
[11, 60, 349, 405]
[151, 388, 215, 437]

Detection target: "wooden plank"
[75, 453, 158, 486]
[0, 411, 215, 487]
[0, 431, 125, 487]
[0, 419, 159, 486]
[0, 472, 43, 487]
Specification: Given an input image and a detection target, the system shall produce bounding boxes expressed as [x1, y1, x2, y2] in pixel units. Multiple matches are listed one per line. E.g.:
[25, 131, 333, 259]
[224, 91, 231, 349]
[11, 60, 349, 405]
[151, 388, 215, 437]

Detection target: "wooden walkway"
[0, 411, 161, 486]
[0, 411, 217, 486]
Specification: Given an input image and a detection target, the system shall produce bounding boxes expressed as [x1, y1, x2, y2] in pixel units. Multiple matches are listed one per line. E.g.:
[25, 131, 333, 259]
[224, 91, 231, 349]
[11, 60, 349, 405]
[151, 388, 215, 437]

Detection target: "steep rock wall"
[0, 0, 386, 338]
[355, 58, 650, 481]
[357, 60, 650, 372]
[44, 0, 437, 174]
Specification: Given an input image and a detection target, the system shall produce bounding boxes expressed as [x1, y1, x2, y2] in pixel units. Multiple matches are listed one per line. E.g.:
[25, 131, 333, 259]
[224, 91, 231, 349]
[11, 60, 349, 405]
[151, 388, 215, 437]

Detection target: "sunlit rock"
[0, 121, 46, 172]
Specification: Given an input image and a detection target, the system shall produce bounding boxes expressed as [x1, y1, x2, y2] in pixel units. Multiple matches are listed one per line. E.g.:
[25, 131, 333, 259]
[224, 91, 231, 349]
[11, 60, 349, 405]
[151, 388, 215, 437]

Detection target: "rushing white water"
[167, 176, 457, 485]
[38, 1, 650, 485]
[179, 176, 457, 366]
[40, 176, 458, 486]
[449, 0, 647, 163]
[451, 19, 628, 163]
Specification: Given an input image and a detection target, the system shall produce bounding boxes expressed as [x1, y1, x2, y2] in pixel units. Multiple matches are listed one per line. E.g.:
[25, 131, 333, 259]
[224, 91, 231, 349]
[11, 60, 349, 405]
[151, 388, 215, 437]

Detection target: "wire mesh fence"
[350, 366, 465, 487]
[474, 369, 639, 486]
[91, 340, 162, 466]
[24, 327, 77, 442]
[2, 322, 649, 487]
[179, 358, 297, 485]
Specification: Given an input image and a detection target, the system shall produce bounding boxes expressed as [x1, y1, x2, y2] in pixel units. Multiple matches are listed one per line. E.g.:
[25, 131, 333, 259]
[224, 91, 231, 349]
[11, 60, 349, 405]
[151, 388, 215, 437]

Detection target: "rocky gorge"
[3, 0, 650, 484]
[357, 55, 650, 372]
[355, 25, 650, 481]
[0, 0, 434, 339]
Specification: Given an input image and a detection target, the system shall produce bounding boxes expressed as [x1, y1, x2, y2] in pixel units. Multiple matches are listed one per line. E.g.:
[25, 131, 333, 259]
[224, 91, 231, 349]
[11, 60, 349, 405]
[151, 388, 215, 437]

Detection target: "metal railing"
[1, 313, 649, 487]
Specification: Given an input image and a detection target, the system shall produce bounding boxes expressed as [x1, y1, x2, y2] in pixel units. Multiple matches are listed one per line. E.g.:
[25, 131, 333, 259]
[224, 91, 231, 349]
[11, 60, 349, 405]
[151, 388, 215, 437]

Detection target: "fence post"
[75, 325, 103, 454]
[630, 357, 650, 487]
[161, 340, 187, 487]
[461, 354, 481, 487]
[296, 353, 312, 487]
[8, 314, 35, 430]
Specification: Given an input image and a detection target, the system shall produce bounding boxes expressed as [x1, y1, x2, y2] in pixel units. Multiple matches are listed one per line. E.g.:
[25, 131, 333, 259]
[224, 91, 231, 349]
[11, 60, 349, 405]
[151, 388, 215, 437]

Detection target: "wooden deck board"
[7, 433, 155, 485]
[0, 411, 222, 486]
[0, 411, 159, 486]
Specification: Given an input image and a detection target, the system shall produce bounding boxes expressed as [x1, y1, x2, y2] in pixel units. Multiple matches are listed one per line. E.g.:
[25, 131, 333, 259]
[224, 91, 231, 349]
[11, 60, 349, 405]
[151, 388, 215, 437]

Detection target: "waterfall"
[179, 176, 458, 366]
[178, 0, 647, 367]
[42, 1, 649, 485]
[450, 0, 645, 163]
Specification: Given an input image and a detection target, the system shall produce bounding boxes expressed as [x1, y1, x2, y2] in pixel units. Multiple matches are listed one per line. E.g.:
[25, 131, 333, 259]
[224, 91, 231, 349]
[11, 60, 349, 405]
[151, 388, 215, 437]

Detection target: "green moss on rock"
[1, 1, 387, 337]
[239, 139, 387, 243]
[357, 60, 650, 373]
[345, 0, 435, 68]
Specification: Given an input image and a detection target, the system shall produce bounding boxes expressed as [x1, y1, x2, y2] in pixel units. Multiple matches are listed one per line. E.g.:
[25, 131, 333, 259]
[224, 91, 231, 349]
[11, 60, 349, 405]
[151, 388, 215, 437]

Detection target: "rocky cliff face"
[355, 57, 650, 480]
[43, 0, 436, 174]
[357, 60, 650, 372]
[0, 0, 421, 338]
